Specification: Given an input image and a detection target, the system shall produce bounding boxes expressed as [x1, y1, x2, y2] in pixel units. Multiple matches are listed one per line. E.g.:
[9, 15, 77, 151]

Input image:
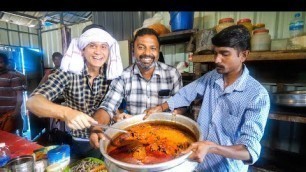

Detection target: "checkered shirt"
[99, 62, 183, 116]
[31, 65, 108, 138]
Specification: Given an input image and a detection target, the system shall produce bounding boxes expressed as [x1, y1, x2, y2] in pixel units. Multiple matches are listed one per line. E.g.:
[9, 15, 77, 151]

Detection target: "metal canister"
[5, 155, 34, 172]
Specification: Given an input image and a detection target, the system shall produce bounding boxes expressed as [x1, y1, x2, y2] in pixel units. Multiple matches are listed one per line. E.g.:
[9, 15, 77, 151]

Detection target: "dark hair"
[52, 52, 63, 60]
[0, 53, 8, 65]
[82, 24, 106, 33]
[212, 25, 251, 51]
[133, 28, 160, 46]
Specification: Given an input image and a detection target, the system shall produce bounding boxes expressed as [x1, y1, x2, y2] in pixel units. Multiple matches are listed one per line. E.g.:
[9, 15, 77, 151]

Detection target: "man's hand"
[113, 112, 132, 123]
[63, 108, 98, 130]
[89, 108, 112, 149]
[181, 141, 216, 163]
[89, 129, 109, 149]
[143, 105, 163, 120]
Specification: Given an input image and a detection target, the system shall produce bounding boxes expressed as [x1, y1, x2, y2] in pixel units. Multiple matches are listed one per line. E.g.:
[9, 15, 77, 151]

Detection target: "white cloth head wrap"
[60, 28, 123, 80]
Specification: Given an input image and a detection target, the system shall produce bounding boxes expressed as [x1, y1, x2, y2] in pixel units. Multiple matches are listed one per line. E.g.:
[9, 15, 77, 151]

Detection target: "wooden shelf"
[191, 50, 306, 63]
[159, 29, 197, 45]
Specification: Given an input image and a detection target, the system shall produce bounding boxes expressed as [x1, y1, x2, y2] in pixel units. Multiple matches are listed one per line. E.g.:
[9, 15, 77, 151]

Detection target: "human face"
[134, 35, 159, 71]
[82, 42, 109, 70]
[213, 46, 247, 75]
[53, 56, 62, 68]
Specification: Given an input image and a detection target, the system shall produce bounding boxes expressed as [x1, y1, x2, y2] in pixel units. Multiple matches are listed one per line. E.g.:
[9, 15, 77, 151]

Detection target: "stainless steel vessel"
[99, 112, 203, 172]
[272, 91, 306, 107]
[5, 155, 34, 172]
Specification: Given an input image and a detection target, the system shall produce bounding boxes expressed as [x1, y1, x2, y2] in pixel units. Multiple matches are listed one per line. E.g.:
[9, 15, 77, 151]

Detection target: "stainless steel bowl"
[5, 155, 34, 172]
[99, 112, 203, 172]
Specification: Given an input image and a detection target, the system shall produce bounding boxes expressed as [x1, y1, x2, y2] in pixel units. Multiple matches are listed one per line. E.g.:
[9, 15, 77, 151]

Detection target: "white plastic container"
[251, 29, 271, 51]
[216, 18, 235, 33]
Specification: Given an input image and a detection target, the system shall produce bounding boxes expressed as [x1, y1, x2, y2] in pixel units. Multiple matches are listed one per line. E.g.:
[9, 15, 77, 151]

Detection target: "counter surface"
[0, 130, 43, 159]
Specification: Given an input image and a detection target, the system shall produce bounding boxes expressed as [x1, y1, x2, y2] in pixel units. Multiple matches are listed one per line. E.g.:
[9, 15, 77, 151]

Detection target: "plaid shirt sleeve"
[98, 76, 125, 118]
[31, 70, 69, 101]
[171, 67, 183, 95]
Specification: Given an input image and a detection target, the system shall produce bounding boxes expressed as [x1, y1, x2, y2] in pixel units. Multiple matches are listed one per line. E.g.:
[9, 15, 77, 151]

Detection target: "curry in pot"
[107, 121, 196, 165]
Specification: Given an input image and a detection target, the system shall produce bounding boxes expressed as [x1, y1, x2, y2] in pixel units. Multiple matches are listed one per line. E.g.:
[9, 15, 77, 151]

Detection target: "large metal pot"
[99, 112, 203, 172]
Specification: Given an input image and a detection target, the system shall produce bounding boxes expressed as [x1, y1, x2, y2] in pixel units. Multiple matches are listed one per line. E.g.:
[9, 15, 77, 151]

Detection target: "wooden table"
[0, 130, 43, 159]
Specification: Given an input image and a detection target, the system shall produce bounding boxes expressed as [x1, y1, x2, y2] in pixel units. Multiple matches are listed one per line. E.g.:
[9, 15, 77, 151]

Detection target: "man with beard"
[143, 25, 270, 172]
[89, 28, 185, 149]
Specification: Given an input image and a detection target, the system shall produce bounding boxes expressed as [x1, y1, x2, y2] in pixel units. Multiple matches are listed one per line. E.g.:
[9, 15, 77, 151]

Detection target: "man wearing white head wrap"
[27, 25, 121, 159]
[61, 28, 123, 80]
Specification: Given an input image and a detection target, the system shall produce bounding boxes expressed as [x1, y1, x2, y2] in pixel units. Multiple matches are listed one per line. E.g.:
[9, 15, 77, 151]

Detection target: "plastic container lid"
[294, 13, 301, 18]
[254, 23, 266, 29]
[237, 18, 252, 24]
[219, 18, 234, 24]
[253, 29, 269, 34]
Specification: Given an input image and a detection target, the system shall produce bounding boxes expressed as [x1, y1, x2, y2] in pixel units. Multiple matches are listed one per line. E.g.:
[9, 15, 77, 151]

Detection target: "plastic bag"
[133, 12, 170, 36]
[143, 13, 163, 27]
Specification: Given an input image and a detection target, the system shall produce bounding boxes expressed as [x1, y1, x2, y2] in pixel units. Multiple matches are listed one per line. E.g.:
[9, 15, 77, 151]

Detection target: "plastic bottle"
[0, 143, 11, 167]
[289, 12, 304, 38]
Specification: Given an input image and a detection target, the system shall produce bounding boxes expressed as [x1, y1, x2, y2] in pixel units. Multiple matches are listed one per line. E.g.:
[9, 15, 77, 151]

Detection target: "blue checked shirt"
[31, 65, 108, 139]
[99, 62, 183, 116]
[167, 65, 270, 172]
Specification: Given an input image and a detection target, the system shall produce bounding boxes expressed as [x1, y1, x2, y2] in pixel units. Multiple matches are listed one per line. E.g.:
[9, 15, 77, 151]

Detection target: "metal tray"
[271, 91, 306, 107]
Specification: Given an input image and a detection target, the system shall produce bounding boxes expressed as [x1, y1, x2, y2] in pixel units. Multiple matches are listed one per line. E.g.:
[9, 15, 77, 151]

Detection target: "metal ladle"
[91, 123, 129, 133]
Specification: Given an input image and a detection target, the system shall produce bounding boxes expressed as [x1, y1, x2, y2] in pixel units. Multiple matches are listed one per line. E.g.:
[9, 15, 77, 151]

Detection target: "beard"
[215, 64, 225, 74]
[136, 55, 156, 71]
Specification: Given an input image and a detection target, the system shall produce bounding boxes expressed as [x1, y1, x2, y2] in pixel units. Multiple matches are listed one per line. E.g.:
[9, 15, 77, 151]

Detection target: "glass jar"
[237, 18, 253, 35]
[251, 29, 271, 51]
[216, 18, 235, 33]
